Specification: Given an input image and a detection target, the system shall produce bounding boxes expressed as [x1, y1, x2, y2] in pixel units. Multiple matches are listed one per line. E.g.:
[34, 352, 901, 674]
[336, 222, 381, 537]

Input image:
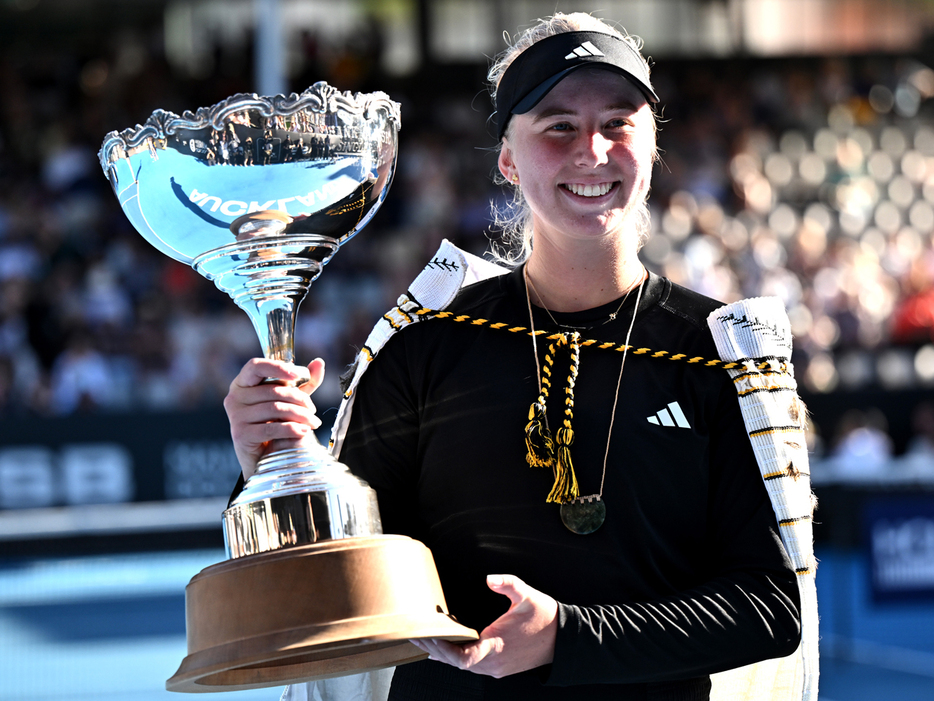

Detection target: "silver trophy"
[100, 83, 475, 692]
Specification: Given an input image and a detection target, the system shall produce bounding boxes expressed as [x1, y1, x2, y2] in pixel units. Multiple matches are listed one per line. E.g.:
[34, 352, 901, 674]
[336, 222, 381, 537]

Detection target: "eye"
[548, 122, 573, 132]
[607, 117, 634, 129]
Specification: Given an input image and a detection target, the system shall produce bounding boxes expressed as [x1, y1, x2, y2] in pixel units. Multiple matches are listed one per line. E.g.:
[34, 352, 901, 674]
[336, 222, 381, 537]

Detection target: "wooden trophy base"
[166, 535, 477, 693]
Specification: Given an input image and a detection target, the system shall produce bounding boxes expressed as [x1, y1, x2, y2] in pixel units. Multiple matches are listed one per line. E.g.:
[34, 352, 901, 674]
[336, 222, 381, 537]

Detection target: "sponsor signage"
[0, 410, 240, 509]
[865, 496, 934, 602]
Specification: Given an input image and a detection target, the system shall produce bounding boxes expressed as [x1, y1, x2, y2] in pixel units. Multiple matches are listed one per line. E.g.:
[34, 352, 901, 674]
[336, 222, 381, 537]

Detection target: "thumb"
[300, 358, 326, 394]
[486, 574, 527, 605]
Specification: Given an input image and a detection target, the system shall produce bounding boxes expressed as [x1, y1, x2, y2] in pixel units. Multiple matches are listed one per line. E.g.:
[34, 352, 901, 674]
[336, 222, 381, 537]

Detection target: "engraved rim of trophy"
[99, 82, 401, 560]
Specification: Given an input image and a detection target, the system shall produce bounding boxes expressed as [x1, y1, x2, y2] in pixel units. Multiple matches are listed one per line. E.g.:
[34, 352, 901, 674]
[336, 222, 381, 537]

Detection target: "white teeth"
[565, 182, 613, 197]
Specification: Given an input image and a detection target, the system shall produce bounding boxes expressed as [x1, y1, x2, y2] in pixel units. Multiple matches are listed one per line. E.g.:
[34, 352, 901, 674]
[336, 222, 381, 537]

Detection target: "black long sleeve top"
[315, 269, 801, 699]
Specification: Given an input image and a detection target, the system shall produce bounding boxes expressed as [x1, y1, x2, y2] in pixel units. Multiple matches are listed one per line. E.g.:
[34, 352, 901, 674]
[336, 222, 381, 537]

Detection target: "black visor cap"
[494, 31, 658, 141]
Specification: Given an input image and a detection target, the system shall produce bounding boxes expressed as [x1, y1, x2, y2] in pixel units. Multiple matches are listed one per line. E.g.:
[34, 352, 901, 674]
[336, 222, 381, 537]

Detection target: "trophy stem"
[249, 299, 300, 363]
[192, 234, 340, 361]
[193, 233, 384, 558]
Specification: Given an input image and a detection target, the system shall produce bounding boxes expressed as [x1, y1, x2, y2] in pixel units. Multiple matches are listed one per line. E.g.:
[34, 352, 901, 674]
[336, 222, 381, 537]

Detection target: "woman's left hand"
[410, 574, 558, 678]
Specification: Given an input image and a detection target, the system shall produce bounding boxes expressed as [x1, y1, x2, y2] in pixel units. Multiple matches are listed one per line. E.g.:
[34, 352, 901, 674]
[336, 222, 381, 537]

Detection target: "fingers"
[414, 574, 557, 677]
[231, 358, 319, 391]
[227, 358, 325, 416]
[225, 357, 327, 477]
[226, 377, 320, 427]
[228, 386, 321, 435]
[409, 637, 501, 671]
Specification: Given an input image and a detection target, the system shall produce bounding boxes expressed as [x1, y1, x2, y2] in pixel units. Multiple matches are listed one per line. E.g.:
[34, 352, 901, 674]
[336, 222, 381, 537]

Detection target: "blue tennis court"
[0, 549, 274, 701]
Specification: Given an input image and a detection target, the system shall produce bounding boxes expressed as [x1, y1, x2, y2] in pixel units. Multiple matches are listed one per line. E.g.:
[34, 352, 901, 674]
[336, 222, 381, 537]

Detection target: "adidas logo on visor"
[565, 42, 605, 60]
[647, 401, 691, 429]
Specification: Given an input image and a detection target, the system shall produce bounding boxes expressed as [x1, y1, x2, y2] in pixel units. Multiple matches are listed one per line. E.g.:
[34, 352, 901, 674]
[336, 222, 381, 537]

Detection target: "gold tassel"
[526, 338, 559, 470]
[546, 333, 581, 504]
[548, 424, 580, 503]
[525, 401, 555, 468]
[526, 333, 582, 503]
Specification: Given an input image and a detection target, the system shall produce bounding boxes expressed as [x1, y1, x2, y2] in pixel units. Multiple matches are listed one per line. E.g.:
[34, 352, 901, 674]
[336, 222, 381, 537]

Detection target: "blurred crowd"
[650, 58, 934, 396]
[1, 20, 933, 483]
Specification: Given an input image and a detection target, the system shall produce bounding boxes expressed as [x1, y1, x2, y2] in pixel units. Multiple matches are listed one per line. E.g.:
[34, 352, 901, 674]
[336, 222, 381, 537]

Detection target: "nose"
[577, 131, 612, 167]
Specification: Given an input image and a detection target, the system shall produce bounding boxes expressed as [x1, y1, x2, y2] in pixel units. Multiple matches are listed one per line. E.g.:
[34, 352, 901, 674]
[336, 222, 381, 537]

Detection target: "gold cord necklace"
[524, 265, 646, 534]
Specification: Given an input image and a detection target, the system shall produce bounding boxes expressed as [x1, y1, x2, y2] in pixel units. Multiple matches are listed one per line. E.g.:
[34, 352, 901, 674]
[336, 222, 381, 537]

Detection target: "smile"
[562, 182, 617, 198]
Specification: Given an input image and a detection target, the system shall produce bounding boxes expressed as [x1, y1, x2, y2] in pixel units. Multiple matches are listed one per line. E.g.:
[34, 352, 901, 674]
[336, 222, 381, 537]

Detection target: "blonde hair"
[487, 13, 657, 265]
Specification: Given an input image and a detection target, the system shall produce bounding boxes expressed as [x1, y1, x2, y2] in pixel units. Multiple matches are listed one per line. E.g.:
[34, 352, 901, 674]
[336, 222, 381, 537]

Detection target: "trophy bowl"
[99, 83, 476, 692]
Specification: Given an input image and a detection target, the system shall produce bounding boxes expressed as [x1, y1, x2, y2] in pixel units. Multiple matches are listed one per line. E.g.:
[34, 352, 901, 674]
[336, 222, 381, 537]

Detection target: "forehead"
[531, 68, 649, 114]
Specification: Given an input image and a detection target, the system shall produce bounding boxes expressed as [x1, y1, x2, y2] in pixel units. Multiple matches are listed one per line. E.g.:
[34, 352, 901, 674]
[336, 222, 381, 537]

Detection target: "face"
[498, 69, 656, 253]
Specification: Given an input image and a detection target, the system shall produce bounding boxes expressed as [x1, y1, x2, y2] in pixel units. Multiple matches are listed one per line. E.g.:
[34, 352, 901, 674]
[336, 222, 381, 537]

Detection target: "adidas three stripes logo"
[564, 42, 605, 60]
[647, 401, 691, 429]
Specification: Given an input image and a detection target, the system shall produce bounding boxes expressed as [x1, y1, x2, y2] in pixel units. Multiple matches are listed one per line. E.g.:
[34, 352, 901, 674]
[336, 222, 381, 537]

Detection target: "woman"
[226, 13, 802, 701]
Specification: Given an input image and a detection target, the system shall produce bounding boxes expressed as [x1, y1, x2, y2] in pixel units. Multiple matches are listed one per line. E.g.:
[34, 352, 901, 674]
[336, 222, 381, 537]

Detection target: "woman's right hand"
[224, 357, 326, 479]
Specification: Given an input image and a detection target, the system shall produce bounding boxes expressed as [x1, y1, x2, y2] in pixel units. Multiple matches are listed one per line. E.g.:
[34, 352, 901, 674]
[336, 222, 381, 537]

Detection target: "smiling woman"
[489, 18, 659, 269]
[498, 69, 656, 313]
[224, 11, 812, 701]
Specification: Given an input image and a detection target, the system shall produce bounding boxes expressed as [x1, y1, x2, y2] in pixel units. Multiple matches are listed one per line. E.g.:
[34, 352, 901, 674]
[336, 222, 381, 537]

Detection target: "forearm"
[546, 569, 801, 686]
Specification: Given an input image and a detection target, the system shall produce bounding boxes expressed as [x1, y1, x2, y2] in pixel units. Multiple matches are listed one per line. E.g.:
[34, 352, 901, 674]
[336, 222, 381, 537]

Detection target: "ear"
[498, 141, 516, 182]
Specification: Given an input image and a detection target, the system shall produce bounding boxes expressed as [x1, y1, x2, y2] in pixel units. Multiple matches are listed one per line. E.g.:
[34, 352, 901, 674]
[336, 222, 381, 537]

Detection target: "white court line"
[0, 549, 226, 605]
[0, 498, 227, 540]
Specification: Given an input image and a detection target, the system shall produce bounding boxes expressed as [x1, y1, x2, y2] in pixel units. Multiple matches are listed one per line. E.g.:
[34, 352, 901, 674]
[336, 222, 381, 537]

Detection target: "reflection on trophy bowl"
[100, 84, 477, 692]
[99, 81, 398, 361]
[99, 81, 397, 266]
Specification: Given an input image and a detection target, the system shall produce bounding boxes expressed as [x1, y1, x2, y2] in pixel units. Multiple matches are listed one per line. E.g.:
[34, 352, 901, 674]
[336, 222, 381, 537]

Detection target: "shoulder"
[445, 267, 520, 316]
[638, 274, 727, 359]
[650, 275, 725, 330]
[374, 267, 522, 360]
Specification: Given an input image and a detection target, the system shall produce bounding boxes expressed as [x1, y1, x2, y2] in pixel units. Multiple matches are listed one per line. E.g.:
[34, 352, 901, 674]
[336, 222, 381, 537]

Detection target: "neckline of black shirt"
[510, 264, 664, 330]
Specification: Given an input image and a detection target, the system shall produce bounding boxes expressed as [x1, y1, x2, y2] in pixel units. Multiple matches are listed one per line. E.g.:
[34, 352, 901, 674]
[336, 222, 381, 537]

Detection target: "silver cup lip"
[97, 82, 402, 266]
[98, 81, 401, 173]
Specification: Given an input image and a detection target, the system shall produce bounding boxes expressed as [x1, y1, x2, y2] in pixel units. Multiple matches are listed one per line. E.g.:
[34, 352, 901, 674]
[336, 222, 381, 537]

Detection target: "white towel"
[708, 298, 819, 701]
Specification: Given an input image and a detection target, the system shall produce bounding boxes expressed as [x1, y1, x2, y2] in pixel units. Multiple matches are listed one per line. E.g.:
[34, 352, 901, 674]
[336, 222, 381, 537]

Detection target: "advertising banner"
[866, 496, 934, 603]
